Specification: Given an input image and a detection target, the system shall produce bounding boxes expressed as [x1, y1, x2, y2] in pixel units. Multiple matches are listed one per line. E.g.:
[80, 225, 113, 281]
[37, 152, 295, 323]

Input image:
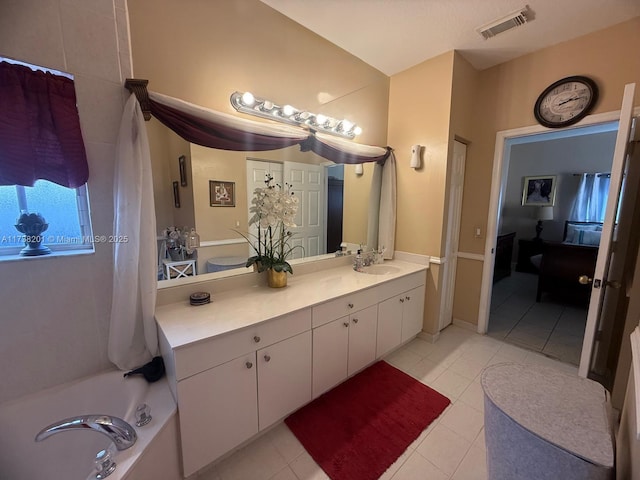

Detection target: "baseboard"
[452, 318, 479, 332]
[418, 331, 440, 344]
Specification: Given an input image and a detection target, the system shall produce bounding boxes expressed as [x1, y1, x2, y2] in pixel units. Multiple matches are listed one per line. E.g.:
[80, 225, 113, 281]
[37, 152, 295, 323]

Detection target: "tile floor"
[192, 324, 578, 480]
[487, 271, 588, 365]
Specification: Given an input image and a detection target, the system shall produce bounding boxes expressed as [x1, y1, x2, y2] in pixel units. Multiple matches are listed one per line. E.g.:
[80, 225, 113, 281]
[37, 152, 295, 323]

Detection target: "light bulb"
[353, 126, 362, 136]
[340, 120, 353, 132]
[282, 104, 295, 117]
[260, 100, 274, 112]
[241, 91, 255, 107]
[315, 114, 328, 126]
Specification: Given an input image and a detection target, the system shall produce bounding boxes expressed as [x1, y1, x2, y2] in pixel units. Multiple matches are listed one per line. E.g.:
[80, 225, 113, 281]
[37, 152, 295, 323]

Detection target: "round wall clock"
[534, 76, 598, 128]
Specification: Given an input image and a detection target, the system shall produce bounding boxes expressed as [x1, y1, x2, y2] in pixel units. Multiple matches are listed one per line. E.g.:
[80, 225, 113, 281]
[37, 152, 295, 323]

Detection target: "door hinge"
[594, 279, 602, 289]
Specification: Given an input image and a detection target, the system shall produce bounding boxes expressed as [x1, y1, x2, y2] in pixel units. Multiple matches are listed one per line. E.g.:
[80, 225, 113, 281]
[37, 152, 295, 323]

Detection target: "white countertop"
[155, 259, 427, 350]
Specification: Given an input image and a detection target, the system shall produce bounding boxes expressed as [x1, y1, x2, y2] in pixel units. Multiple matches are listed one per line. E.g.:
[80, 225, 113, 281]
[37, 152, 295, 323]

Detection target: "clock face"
[534, 76, 598, 128]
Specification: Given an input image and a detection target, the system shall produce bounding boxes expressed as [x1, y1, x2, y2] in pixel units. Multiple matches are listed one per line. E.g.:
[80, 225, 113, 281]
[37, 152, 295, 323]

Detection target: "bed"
[535, 221, 602, 306]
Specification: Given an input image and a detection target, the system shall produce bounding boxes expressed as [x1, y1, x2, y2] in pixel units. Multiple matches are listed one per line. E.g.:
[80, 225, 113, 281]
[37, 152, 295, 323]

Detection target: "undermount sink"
[359, 265, 401, 275]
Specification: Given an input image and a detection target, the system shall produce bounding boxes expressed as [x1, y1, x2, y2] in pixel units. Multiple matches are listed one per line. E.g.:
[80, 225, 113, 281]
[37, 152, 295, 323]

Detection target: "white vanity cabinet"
[173, 308, 312, 477]
[257, 330, 312, 430]
[376, 273, 426, 358]
[156, 260, 428, 477]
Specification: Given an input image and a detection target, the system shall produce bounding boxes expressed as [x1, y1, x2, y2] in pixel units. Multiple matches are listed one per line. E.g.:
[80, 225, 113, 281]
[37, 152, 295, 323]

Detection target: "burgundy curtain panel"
[300, 135, 391, 165]
[149, 98, 305, 152]
[0, 61, 88, 188]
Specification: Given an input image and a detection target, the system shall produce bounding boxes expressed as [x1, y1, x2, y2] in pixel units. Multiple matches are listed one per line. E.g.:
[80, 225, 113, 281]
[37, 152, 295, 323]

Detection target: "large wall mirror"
[148, 119, 377, 285]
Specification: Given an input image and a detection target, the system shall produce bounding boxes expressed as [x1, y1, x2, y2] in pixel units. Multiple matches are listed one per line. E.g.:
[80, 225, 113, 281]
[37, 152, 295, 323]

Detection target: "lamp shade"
[537, 206, 554, 221]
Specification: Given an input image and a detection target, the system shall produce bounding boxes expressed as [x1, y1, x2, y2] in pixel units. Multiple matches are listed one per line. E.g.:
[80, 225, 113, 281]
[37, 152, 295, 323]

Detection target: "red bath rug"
[285, 360, 451, 480]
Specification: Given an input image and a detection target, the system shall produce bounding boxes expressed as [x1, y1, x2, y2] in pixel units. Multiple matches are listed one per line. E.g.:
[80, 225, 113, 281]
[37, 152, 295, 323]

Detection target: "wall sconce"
[410, 145, 422, 169]
[230, 91, 362, 139]
[354, 164, 364, 176]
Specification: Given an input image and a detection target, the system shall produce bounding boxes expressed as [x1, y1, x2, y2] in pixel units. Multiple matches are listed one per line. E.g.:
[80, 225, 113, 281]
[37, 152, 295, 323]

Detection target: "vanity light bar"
[230, 91, 362, 139]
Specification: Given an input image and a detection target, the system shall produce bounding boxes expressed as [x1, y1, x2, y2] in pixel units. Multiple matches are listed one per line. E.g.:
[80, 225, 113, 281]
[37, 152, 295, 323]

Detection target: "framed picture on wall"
[522, 175, 557, 206]
[210, 180, 235, 207]
[179, 155, 187, 186]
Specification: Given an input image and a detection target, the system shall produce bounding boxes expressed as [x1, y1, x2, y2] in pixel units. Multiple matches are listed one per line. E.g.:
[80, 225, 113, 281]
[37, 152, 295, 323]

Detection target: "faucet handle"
[135, 403, 152, 427]
[94, 447, 117, 479]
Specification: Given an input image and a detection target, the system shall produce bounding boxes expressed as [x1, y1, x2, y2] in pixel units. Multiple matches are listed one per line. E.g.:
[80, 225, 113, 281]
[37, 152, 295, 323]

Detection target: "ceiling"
[259, 0, 640, 75]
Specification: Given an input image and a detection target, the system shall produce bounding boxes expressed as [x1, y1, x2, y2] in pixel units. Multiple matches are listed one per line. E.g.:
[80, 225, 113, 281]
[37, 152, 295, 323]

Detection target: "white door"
[312, 317, 349, 398]
[284, 161, 325, 259]
[402, 286, 426, 342]
[579, 83, 636, 378]
[440, 140, 467, 330]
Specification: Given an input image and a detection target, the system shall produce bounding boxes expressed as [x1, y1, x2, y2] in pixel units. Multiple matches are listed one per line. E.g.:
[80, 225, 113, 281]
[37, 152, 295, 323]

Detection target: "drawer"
[312, 288, 379, 328]
[174, 308, 311, 380]
[376, 271, 426, 302]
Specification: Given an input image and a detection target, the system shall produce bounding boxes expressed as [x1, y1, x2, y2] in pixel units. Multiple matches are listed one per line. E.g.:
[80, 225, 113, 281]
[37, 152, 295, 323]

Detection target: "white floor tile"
[268, 466, 298, 480]
[391, 450, 449, 480]
[407, 357, 446, 385]
[451, 445, 487, 480]
[216, 434, 287, 480]
[385, 347, 422, 371]
[430, 368, 473, 400]
[267, 424, 305, 463]
[439, 401, 484, 442]
[449, 354, 489, 380]
[288, 451, 330, 480]
[416, 423, 472, 475]
[379, 448, 413, 480]
[458, 380, 486, 413]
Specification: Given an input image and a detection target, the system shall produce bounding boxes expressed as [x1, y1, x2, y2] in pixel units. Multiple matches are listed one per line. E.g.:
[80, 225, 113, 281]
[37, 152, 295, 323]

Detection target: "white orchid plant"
[241, 174, 301, 274]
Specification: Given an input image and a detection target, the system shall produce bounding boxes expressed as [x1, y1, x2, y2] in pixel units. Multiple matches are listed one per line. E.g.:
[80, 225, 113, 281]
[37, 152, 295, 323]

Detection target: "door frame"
[477, 107, 640, 337]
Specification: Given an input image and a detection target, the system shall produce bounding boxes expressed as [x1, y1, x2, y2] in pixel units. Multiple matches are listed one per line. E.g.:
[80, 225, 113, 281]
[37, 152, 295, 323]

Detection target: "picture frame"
[179, 155, 187, 186]
[522, 175, 556, 206]
[210, 180, 235, 207]
[172, 181, 180, 208]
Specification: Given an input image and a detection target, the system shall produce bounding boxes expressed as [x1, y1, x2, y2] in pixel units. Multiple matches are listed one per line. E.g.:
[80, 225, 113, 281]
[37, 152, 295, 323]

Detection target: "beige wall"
[454, 17, 640, 326]
[0, 0, 130, 403]
[129, 0, 390, 248]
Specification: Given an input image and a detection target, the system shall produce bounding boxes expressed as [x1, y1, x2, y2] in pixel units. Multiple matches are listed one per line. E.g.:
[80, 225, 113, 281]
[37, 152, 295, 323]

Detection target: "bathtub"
[0, 369, 181, 480]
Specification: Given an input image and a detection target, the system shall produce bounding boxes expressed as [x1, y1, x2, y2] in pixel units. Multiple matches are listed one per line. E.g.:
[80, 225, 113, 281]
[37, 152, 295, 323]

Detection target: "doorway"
[485, 123, 618, 365]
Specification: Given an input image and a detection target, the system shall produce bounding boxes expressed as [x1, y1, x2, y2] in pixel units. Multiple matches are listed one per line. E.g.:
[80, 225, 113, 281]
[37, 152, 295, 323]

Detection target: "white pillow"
[580, 230, 602, 246]
[565, 224, 600, 243]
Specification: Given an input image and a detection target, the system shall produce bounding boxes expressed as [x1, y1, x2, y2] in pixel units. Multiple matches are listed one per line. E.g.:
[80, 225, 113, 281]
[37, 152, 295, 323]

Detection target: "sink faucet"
[35, 415, 137, 451]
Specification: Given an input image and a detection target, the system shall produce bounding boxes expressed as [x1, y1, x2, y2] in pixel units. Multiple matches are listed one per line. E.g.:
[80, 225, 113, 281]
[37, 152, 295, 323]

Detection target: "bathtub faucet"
[35, 415, 137, 451]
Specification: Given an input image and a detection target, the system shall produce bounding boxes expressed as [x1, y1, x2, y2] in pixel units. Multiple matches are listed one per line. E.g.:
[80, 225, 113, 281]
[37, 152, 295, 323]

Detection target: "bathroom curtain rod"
[572, 173, 611, 177]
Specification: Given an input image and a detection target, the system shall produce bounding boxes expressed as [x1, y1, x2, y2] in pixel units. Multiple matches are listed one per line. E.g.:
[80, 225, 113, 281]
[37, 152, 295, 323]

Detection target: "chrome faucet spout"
[35, 415, 137, 451]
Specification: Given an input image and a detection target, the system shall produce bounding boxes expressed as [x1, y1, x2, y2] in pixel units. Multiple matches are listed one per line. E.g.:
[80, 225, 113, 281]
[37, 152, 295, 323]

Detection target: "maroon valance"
[149, 98, 305, 152]
[0, 61, 88, 188]
[300, 135, 391, 165]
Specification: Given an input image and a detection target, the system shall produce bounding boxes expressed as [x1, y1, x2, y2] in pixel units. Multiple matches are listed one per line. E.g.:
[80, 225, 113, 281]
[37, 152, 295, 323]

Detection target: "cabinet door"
[401, 286, 426, 342]
[377, 295, 403, 358]
[348, 304, 378, 376]
[312, 316, 349, 398]
[177, 354, 258, 477]
[258, 330, 312, 430]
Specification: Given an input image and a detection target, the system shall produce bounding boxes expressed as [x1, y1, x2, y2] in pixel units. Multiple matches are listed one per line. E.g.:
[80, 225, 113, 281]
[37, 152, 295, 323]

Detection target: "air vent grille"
[477, 7, 530, 40]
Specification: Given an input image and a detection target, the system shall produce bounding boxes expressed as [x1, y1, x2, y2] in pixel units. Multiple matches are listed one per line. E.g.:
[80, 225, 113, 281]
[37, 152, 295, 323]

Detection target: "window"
[0, 58, 92, 259]
[0, 181, 93, 257]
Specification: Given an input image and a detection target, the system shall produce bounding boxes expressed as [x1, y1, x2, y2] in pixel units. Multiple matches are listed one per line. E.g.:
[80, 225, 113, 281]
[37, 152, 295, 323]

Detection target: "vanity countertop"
[155, 259, 427, 350]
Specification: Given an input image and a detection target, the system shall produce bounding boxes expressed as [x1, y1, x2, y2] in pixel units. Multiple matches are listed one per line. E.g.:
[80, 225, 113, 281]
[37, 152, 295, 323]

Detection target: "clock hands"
[557, 96, 581, 106]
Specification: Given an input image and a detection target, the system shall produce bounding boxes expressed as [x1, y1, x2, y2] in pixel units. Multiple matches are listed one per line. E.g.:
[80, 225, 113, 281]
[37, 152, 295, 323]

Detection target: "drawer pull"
[406, 296, 411, 301]
[353, 318, 359, 324]
[264, 354, 271, 362]
[400, 298, 405, 303]
[245, 361, 253, 369]
[253, 335, 261, 343]
[343, 322, 349, 327]
[348, 303, 354, 309]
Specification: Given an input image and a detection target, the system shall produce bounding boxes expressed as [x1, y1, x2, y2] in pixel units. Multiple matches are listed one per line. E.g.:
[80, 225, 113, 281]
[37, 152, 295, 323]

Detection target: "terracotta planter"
[267, 268, 287, 288]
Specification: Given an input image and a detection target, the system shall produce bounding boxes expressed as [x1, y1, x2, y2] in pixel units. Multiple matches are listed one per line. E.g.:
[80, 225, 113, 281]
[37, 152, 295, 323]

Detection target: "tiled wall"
[0, 0, 130, 404]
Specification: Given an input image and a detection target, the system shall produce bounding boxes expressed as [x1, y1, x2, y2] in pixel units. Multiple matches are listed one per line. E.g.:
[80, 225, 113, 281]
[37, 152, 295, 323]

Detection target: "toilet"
[205, 256, 246, 273]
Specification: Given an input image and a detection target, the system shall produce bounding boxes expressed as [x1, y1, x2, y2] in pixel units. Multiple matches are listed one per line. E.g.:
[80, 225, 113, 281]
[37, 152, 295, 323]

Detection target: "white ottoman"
[481, 363, 614, 480]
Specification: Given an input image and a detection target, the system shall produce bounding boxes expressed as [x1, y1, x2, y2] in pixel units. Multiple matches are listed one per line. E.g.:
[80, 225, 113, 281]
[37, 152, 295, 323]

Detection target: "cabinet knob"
[353, 318, 359, 324]
[406, 296, 411, 301]
[343, 322, 349, 327]
[348, 303, 354, 309]
[245, 361, 253, 369]
[399, 298, 405, 303]
[264, 354, 271, 362]
[253, 335, 261, 343]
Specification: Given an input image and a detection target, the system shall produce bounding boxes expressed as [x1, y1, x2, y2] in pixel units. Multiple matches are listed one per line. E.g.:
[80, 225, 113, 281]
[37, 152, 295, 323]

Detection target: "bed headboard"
[563, 221, 603, 246]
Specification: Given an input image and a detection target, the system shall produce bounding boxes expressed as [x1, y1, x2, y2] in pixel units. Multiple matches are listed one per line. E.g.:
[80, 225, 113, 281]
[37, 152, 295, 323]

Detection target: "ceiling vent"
[477, 6, 531, 40]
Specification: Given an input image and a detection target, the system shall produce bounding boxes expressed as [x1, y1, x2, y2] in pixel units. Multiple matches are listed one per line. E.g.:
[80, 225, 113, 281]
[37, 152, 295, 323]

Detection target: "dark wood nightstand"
[515, 238, 544, 273]
[493, 232, 516, 283]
